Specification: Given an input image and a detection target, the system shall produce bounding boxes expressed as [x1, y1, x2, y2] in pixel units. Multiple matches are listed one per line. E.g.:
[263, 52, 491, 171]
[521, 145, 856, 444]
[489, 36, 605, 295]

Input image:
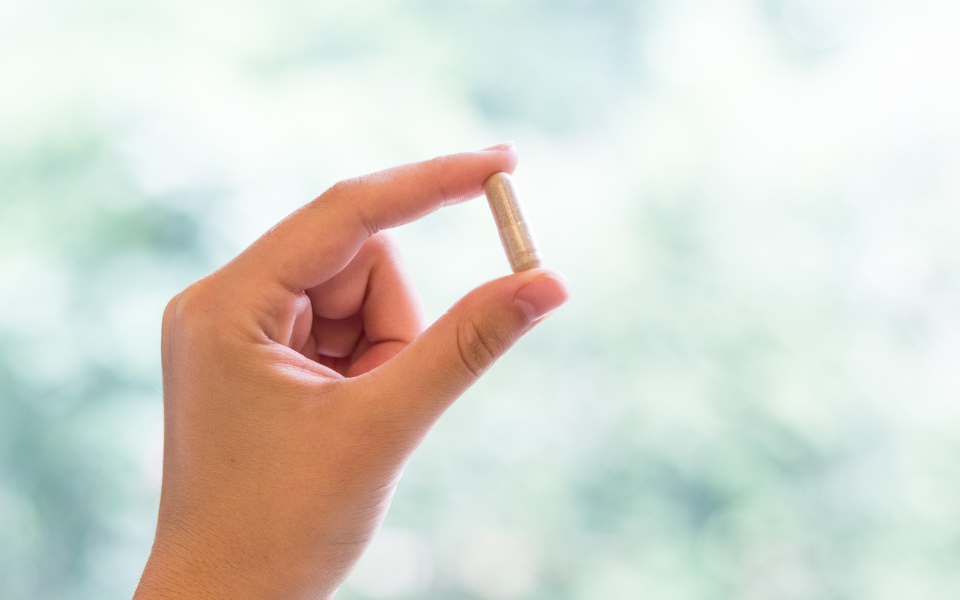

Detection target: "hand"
[133, 146, 570, 600]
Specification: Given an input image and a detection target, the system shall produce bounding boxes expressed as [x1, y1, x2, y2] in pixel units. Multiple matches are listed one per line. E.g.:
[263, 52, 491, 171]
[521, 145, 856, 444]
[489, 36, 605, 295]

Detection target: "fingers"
[235, 146, 518, 292]
[306, 233, 426, 375]
[360, 269, 570, 429]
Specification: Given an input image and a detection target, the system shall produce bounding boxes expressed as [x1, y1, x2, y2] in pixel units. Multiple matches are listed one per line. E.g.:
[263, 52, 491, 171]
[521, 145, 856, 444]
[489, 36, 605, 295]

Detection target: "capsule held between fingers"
[483, 172, 543, 273]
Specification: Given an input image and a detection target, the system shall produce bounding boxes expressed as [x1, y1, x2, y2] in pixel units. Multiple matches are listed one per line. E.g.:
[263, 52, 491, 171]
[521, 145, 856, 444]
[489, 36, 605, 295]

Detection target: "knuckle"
[162, 293, 181, 329]
[456, 317, 504, 378]
[161, 283, 215, 359]
[427, 154, 447, 170]
[326, 176, 377, 235]
[426, 156, 449, 199]
[160, 293, 182, 355]
[168, 281, 215, 332]
[328, 176, 364, 198]
[365, 231, 399, 258]
[171, 283, 202, 316]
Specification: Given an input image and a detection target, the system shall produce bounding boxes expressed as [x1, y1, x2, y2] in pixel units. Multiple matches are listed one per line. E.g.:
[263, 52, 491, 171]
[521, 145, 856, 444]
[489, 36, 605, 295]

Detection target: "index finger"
[235, 144, 518, 292]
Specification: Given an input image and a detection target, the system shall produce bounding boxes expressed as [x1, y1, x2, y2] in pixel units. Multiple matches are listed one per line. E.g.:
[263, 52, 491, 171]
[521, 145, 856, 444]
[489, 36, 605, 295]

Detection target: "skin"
[133, 144, 570, 600]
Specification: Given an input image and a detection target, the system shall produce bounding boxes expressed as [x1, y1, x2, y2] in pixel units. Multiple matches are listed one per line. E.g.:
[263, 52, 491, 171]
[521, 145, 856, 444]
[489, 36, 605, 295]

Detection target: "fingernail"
[514, 273, 570, 322]
[483, 141, 516, 151]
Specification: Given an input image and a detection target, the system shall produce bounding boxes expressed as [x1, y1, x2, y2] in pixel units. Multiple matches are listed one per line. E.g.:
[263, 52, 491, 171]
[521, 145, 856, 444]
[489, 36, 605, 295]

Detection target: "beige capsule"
[483, 172, 543, 273]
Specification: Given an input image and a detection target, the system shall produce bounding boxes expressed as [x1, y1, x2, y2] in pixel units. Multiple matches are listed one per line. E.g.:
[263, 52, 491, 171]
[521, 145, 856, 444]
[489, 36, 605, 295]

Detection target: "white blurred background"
[2, 0, 960, 598]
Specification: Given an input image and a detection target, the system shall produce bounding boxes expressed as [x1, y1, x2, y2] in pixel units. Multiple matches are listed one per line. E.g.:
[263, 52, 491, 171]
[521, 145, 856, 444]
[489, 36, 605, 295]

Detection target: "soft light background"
[2, 0, 960, 598]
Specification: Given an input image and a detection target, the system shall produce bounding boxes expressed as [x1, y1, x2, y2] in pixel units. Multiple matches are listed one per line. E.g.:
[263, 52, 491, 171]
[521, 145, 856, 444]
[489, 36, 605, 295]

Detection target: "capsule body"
[483, 172, 543, 272]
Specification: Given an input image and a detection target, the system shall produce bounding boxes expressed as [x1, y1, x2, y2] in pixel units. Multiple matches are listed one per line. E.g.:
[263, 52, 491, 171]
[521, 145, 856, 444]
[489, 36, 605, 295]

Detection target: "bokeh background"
[3, 0, 960, 598]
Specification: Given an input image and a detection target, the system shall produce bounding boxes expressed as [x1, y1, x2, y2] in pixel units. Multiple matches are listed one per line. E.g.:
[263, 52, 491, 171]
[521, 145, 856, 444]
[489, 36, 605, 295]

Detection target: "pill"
[483, 172, 543, 272]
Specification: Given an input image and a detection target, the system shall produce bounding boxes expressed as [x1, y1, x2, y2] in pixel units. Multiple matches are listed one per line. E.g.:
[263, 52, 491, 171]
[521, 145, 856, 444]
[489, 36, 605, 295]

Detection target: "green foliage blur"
[3, 0, 960, 598]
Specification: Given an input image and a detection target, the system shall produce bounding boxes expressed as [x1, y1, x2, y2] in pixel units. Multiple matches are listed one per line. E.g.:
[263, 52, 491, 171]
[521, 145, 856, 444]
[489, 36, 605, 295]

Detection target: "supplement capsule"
[483, 172, 543, 272]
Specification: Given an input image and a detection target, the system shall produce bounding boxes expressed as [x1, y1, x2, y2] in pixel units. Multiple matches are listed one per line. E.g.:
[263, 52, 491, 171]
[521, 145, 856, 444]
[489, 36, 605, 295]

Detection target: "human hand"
[133, 146, 570, 600]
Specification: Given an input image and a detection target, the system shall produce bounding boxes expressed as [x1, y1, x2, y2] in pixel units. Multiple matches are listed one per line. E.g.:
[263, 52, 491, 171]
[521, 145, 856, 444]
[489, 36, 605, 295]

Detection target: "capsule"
[483, 172, 543, 272]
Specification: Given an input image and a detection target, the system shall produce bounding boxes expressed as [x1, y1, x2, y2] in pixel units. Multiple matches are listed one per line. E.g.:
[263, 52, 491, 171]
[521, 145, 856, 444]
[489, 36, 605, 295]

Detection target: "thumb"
[366, 269, 570, 427]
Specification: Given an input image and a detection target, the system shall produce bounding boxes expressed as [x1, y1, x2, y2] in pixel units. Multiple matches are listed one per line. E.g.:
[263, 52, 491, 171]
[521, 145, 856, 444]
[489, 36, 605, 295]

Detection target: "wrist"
[134, 533, 337, 600]
[134, 539, 248, 600]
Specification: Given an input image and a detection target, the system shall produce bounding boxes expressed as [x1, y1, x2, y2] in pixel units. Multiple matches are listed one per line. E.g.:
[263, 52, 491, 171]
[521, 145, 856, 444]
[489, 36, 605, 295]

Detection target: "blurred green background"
[3, 0, 960, 598]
